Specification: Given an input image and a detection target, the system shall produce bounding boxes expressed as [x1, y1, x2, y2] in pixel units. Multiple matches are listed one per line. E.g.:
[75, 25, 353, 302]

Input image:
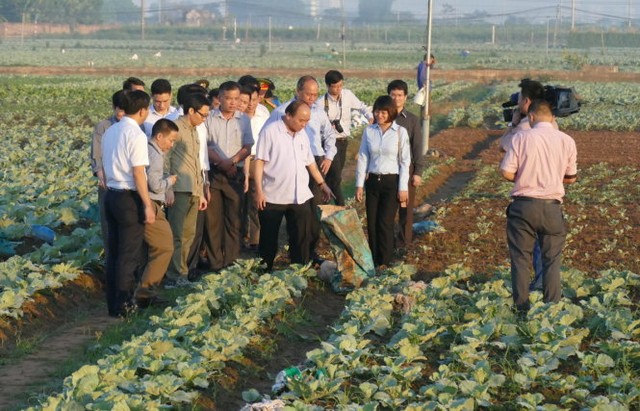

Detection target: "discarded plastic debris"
[30, 225, 56, 244]
[272, 366, 302, 393]
[412, 220, 442, 234]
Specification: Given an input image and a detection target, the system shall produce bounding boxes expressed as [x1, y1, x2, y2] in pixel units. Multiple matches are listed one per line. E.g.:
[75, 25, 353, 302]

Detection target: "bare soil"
[0, 66, 638, 410]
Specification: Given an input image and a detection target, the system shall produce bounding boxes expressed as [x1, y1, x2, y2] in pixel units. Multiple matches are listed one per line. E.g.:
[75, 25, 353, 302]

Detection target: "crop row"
[252, 264, 640, 409]
[26, 260, 312, 410]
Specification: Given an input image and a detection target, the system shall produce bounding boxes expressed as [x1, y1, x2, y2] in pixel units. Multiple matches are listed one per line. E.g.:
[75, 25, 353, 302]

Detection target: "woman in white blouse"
[355, 95, 411, 267]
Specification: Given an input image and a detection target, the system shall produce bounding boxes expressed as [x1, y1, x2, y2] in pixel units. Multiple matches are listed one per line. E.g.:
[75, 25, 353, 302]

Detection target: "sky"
[391, 0, 637, 24]
[147, 1, 638, 24]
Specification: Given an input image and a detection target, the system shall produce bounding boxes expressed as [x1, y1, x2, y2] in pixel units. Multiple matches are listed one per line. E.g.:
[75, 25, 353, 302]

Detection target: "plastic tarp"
[318, 205, 375, 293]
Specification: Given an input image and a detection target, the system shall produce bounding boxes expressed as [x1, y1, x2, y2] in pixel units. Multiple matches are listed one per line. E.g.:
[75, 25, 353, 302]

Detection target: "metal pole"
[341, 0, 346, 68]
[268, 16, 272, 52]
[420, 0, 433, 155]
[571, 0, 575, 30]
[141, 0, 145, 41]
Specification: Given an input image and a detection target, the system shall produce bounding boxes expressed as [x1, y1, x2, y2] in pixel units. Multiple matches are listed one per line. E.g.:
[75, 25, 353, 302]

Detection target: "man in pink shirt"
[500, 99, 577, 315]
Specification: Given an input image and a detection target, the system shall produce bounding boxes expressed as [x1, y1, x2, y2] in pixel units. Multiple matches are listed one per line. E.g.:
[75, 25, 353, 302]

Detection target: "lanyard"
[324, 93, 342, 122]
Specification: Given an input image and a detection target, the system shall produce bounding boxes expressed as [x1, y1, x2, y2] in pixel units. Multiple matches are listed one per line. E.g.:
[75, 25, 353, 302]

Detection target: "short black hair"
[151, 118, 179, 138]
[176, 83, 207, 106]
[182, 92, 210, 114]
[208, 88, 219, 101]
[111, 90, 126, 109]
[373, 95, 398, 122]
[150, 78, 172, 95]
[122, 76, 145, 91]
[324, 70, 343, 86]
[122, 90, 150, 115]
[519, 79, 545, 101]
[240, 84, 258, 97]
[387, 79, 408, 96]
[218, 81, 241, 94]
[238, 75, 259, 89]
[528, 99, 553, 117]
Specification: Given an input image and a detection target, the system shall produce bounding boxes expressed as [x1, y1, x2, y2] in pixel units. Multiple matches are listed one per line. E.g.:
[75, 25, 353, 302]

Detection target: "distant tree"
[101, 0, 139, 24]
[0, 0, 40, 23]
[357, 0, 395, 24]
[37, 0, 103, 29]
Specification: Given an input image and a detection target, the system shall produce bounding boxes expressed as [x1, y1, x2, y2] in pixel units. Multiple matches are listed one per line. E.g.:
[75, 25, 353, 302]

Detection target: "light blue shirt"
[204, 109, 254, 167]
[268, 98, 337, 160]
[355, 121, 411, 191]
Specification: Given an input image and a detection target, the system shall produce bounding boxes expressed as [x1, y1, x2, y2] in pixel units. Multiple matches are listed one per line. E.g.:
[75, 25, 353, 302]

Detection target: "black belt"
[369, 173, 398, 182]
[108, 187, 134, 192]
[512, 196, 561, 204]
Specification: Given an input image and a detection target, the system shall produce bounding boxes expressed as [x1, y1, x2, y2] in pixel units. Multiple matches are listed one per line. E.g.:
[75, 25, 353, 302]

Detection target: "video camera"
[502, 80, 581, 123]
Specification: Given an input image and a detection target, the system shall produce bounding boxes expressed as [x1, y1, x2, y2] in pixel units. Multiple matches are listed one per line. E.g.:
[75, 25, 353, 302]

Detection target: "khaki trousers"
[139, 202, 173, 288]
[167, 192, 199, 279]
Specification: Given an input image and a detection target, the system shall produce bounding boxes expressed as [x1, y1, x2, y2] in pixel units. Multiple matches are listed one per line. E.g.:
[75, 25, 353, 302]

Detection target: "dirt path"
[0, 307, 116, 410]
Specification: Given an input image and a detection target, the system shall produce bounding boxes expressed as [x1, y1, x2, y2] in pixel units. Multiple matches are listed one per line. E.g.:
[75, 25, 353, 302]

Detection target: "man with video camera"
[500, 99, 577, 316]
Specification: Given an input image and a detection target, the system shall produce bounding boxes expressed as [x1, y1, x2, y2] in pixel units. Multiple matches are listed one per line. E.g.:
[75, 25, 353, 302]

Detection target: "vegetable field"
[0, 50, 639, 410]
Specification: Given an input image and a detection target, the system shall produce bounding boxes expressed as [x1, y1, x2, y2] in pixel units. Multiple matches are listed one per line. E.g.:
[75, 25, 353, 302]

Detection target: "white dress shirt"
[355, 121, 411, 191]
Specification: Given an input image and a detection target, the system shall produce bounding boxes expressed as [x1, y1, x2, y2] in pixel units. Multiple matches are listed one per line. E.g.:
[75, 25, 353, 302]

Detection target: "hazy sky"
[392, 0, 637, 24]
[152, 1, 638, 24]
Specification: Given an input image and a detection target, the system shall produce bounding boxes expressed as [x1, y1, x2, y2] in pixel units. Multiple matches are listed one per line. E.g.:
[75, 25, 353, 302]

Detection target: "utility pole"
[571, 0, 575, 31]
[268, 16, 272, 52]
[341, 0, 346, 68]
[553, 1, 560, 48]
[629, 0, 633, 28]
[421, 0, 434, 155]
[141, 0, 145, 41]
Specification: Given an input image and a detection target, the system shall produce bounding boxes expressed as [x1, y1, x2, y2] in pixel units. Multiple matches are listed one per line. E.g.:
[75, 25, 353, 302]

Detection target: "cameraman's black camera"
[501, 80, 581, 123]
[331, 119, 344, 134]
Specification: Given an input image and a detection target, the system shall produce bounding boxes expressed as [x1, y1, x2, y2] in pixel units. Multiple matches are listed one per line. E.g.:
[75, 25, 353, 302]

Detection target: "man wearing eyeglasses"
[165, 92, 210, 286]
[203, 81, 254, 271]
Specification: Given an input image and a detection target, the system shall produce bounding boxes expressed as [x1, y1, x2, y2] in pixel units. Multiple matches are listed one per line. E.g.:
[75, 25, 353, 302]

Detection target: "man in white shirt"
[101, 90, 155, 317]
[254, 100, 332, 271]
[320, 70, 373, 205]
[143, 78, 179, 137]
[268, 75, 337, 263]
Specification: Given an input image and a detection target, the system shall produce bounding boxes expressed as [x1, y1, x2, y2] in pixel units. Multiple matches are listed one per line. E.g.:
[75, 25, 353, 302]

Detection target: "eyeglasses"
[195, 110, 208, 119]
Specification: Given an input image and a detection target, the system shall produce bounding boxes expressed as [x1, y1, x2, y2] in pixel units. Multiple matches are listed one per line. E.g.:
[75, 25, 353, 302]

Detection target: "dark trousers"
[506, 197, 566, 309]
[186, 209, 206, 271]
[205, 169, 245, 270]
[242, 178, 261, 246]
[308, 156, 326, 256]
[365, 174, 400, 266]
[397, 173, 416, 247]
[98, 186, 109, 260]
[258, 200, 313, 271]
[104, 189, 145, 316]
[325, 138, 348, 206]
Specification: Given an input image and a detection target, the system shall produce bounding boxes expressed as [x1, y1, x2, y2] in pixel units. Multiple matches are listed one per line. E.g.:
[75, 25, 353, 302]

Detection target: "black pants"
[205, 169, 245, 270]
[365, 174, 399, 266]
[506, 197, 566, 309]
[397, 166, 416, 247]
[258, 200, 313, 271]
[325, 138, 348, 206]
[186, 209, 206, 271]
[307, 156, 326, 256]
[104, 189, 145, 316]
